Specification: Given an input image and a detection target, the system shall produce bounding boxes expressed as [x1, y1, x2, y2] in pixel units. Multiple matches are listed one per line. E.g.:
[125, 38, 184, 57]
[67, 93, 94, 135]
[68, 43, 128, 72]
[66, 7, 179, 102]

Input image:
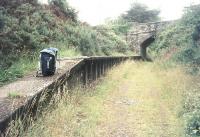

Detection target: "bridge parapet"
[127, 21, 175, 59]
[129, 21, 172, 35]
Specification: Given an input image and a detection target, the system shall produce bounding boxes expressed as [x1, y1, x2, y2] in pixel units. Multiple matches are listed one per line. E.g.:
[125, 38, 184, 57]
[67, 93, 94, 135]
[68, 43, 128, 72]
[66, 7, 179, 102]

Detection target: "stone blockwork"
[127, 21, 174, 58]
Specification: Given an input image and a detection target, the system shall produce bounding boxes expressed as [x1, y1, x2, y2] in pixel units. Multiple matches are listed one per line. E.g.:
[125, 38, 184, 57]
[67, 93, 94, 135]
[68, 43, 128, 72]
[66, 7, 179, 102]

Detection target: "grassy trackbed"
[17, 61, 194, 137]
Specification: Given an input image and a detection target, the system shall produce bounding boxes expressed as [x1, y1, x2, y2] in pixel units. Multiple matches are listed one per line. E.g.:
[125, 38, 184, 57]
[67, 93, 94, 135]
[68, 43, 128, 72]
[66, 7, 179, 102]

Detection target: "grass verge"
[7, 61, 200, 137]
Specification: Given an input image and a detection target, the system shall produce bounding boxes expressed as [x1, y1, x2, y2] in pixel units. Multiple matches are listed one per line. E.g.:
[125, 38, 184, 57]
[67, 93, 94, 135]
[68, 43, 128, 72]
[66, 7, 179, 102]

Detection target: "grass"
[0, 0, 132, 87]
[96, 61, 188, 137]
[59, 48, 82, 58]
[18, 77, 115, 137]
[7, 92, 22, 99]
[7, 61, 196, 137]
[0, 44, 131, 87]
[7, 62, 121, 137]
[0, 57, 38, 86]
[51, 42, 82, 58]
[0, 47, 82, 87]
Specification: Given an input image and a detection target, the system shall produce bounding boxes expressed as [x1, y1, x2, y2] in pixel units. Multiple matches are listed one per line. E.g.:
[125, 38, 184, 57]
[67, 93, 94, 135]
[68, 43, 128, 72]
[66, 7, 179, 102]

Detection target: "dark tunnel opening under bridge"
[140, 36, 155, 61]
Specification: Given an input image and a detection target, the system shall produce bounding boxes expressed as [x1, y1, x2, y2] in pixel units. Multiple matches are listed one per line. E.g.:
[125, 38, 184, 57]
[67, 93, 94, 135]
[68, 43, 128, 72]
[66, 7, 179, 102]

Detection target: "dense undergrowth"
[2, 1, 200, 136]
[149, 5, 200, 137]
[150, 5, 200, 70]
[0, 0, 130, 86]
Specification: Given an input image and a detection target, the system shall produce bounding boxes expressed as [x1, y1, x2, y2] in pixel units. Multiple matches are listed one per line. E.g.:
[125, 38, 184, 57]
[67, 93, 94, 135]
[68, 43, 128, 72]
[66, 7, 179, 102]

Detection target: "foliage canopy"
[121, 2, 160, 23]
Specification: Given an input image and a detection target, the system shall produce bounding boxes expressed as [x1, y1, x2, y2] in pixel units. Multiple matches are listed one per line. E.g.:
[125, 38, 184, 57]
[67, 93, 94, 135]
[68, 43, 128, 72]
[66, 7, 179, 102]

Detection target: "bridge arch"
[140, 36, 155, 61]
[127, 21, 174, 60]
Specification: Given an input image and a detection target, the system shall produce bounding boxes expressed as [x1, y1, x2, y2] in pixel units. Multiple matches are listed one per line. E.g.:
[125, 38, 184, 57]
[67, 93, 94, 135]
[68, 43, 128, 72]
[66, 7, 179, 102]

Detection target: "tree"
[0, 12, 5, 31]
[122, 2, 160, 23]
[104, 17, 132, 35]
[49, 0, 69, 12]
[48, 0, 77, 22]
[182, 4, 200, 26]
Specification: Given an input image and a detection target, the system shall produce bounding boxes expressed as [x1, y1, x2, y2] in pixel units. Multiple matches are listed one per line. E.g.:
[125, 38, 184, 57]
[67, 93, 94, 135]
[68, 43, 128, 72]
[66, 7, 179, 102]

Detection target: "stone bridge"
[127, 21, 174, 60]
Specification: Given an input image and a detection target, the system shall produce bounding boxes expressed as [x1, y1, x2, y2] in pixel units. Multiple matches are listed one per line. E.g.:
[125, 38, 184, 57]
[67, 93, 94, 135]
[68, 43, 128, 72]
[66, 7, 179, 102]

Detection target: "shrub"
[150, 4, 200, 137]
[185, 111, 200, 136]
[49, 0, 77, 22]
[0, 0, 130, 86]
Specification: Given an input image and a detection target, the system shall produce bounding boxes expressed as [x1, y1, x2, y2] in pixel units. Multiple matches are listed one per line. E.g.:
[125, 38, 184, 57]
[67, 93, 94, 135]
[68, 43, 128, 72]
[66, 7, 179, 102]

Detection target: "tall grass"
[6, 62, 121, 137]
[0, 56, 37, 86]
[18, 78, 115, 137]
[6, 61, 198, 137]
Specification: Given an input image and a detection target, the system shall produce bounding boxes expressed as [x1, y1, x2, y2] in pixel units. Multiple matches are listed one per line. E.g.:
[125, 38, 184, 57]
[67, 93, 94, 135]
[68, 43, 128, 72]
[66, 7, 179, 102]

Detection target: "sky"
[40, 0, 200, 26]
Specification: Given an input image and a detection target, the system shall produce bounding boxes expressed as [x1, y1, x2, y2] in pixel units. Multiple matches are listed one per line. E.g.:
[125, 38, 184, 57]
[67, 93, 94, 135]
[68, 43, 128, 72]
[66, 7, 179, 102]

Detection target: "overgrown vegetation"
[0, 0, 130, 86]
[149, 4, 200, 137]
[6, 71, 114, 137]
[121, 2, 160, 23]
[3, 1, 200, 136]
[150, 5, 200, 67]
[8, 61, 190, 137]
[8, 92, 22, 99]
[101, 2, 160, 39]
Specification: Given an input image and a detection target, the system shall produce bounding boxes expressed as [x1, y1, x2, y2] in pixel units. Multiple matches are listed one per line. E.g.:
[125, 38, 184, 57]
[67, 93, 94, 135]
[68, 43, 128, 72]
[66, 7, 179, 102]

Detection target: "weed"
[8, 92, 22, 99]
[8, 61, 190, 137]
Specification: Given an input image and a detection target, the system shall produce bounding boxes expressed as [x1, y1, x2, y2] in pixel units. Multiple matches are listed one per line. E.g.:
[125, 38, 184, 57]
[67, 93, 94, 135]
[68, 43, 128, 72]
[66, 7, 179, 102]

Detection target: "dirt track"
[94, 62, 185, 137]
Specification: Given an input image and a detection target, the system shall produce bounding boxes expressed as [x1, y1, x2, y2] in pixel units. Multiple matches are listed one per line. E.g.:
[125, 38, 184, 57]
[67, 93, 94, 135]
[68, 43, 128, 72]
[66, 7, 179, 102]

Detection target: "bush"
[49, 0, 77, 22]
[185, 111, 200, 136]
[183, 87, 200, 136]
[150, 5, 200, 64]
[150, 4, 200, 137]
[104, 17, 132, 35]
[0, 0, 131, 86]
